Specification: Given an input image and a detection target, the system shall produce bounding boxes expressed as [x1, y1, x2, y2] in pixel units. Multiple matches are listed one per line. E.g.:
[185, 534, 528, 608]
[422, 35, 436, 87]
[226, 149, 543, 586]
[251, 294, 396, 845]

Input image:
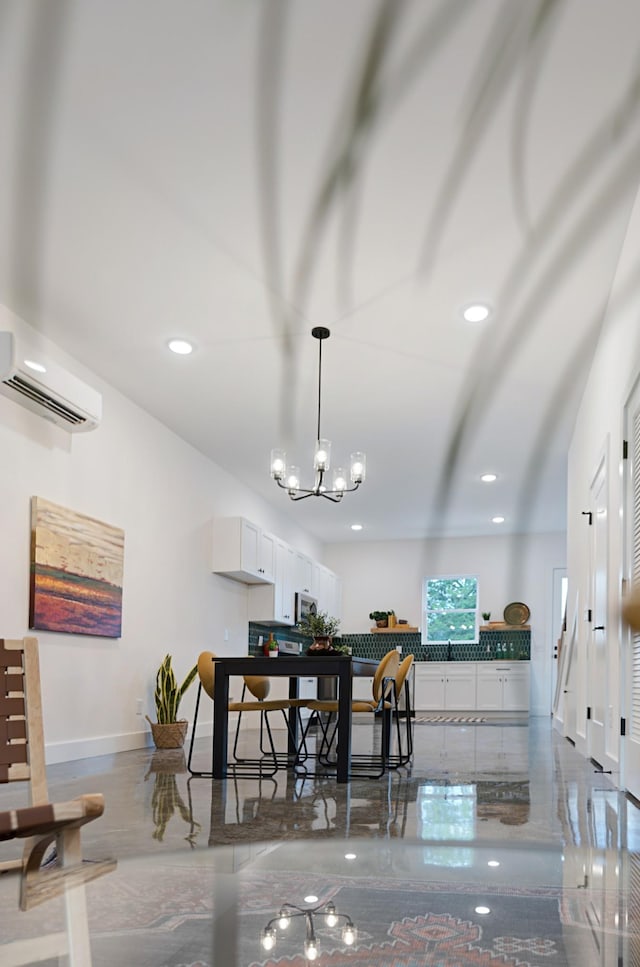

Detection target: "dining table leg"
[336, 663, 352, 783]
[212, 663, 230, 779]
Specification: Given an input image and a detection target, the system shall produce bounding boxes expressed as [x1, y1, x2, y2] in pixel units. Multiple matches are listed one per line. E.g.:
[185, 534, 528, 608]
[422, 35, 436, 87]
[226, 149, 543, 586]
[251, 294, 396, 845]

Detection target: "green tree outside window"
[424, 576, 478, 644]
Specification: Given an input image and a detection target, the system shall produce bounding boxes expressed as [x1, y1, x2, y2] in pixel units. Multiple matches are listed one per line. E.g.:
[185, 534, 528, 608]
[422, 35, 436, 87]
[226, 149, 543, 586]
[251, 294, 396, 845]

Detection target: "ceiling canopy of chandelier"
[270, 327, 366, 503]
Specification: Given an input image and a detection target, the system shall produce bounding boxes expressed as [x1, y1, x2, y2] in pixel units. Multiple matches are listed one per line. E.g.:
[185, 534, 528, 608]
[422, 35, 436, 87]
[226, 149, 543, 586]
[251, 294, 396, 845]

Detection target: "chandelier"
[270, 327, 366, 502]
[260, 900, 357, 960]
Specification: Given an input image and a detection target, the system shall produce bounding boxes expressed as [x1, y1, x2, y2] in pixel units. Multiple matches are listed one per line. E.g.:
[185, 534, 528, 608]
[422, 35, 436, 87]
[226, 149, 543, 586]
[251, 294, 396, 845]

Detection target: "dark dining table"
[211, 654, 378, 783]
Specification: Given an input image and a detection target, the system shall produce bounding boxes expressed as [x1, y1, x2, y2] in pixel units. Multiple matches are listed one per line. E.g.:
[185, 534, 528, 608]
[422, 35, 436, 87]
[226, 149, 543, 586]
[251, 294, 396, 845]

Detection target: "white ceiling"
[1, 1, 639, 544]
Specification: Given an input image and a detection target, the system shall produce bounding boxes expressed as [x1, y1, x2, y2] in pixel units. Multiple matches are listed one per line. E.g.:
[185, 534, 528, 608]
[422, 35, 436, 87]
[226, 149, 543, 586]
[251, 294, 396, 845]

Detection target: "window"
[423, 575, 478, 644]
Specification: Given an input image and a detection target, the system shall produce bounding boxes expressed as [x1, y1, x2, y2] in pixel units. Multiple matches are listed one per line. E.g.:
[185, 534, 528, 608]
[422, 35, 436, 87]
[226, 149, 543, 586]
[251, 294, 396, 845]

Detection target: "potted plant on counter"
[146, 653, 198, 749]
[369, 610, 393, 628]
[297, 610, 341, 654]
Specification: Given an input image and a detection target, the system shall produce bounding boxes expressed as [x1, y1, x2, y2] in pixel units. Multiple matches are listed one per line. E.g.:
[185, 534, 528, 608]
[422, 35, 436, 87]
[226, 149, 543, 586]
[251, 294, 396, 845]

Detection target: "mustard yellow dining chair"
[187, 652, 293, 778]
[389, 653, 414, 767]
[298, 649, 400, 778]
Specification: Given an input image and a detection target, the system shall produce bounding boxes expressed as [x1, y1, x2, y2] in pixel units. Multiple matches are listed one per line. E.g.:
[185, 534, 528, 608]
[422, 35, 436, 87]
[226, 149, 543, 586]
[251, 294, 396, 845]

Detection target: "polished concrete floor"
[2, 715, 639, 857]
[3, 716, 640, 964]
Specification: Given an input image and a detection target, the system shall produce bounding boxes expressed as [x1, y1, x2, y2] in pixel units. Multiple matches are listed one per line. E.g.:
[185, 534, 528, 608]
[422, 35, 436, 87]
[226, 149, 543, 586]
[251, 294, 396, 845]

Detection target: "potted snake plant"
[146, 653, 198, 749]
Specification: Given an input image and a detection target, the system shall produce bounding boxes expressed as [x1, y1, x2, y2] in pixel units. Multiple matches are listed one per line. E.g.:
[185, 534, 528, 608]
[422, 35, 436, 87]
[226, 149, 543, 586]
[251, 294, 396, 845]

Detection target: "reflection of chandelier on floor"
[260, 899, 357, 960]
[270, 327, 365, 502]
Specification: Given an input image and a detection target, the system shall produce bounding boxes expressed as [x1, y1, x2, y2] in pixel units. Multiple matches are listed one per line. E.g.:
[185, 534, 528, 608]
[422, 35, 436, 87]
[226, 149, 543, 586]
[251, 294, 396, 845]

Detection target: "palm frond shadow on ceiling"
[256, 0, 640, 536]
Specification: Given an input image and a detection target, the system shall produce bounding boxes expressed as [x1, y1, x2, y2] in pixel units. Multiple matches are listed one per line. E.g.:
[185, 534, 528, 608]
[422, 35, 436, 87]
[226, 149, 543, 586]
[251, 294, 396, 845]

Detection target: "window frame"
[422, 574, 479, 645]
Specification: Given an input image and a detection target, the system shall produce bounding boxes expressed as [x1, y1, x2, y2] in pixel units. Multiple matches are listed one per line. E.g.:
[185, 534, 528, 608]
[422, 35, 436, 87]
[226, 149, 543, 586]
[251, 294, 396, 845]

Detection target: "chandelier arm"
[274, 477, 361, 499]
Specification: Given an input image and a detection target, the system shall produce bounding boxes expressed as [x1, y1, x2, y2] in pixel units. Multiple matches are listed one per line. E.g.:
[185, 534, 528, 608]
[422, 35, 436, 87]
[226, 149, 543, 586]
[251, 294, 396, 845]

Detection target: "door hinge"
[581, 510, 593, 525]
[587, 609, 593, 622]
[621, 717, 626, 737]
[623, 439, 629, 460]
[587, 706, 592, 720]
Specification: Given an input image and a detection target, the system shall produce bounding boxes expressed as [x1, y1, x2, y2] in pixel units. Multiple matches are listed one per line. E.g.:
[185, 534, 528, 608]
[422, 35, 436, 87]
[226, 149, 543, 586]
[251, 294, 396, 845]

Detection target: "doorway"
[587, 449, 608, 768]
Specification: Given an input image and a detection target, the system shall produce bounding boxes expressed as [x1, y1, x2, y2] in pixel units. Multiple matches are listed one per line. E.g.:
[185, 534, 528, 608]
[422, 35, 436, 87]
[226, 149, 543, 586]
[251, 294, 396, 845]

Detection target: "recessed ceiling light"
[463, 303, 491, 322]
[351, 523, 363, 531]
[492, 516, 505, 524]
[304, 895, 319, 904]
[168, 338, 194, 355]
[23, 358, 47, 374]
[475, 906, 491, 916]
[487, 860, 500, 867]
[344, 853, 357, 860]
[480, 473, 497, 483]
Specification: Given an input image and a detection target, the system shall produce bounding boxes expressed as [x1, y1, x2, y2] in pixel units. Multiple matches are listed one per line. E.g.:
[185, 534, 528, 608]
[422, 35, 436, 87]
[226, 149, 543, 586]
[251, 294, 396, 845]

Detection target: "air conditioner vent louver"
[5, 374, 87, 425]
[0, 329, 101, 432]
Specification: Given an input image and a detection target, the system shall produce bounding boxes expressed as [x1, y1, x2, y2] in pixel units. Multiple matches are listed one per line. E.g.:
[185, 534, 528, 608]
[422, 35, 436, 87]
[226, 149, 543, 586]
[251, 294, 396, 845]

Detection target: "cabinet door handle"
[594, 625, 605, 631]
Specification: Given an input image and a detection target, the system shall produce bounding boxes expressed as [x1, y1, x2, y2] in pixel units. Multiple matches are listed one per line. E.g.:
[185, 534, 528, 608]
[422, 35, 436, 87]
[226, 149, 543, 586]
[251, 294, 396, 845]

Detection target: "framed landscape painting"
[29, 497, 125, 637]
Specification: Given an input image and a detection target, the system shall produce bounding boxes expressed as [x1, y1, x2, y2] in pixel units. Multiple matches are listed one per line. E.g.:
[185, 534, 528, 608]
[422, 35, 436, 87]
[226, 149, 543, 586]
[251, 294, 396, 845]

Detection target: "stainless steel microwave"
[295, 591, 318, 624]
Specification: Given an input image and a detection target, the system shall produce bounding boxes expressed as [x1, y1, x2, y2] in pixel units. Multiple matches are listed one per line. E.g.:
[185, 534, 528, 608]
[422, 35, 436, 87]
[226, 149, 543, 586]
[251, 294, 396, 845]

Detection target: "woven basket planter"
[146, 717, 188, 749]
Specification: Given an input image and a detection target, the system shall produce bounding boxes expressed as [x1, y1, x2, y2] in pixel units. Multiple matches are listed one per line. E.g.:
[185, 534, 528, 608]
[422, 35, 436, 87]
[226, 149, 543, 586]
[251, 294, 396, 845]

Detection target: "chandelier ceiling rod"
[315, 326, 326, 444]
[270, 327, 366, 502]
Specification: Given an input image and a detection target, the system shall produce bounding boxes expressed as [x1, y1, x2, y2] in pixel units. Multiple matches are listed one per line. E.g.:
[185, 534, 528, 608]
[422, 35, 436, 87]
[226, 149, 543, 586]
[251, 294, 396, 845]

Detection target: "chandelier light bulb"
[325, 903, 338, 927]
[333, 468, 347, 493]
[286, 467, 301, 493]
[278, 910, 290, 930]
[270, 449, 286, 480]
[261, 928, 276, 951]
[350, 452, 366, 483]
[342, 923, 356, 945]
[304, 940, 319, 960]
[314, 438, 331, 471]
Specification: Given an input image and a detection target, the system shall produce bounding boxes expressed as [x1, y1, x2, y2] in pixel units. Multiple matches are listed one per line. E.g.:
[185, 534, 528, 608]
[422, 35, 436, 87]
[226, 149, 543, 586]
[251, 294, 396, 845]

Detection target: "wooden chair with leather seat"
[187, 651, 294, 778]
[297, 649, 400, 779]
[0, 636, 115, 966]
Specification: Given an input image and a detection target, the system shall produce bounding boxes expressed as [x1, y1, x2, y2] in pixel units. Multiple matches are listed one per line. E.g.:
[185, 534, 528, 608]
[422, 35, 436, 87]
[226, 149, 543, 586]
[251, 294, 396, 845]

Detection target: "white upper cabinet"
[211, 517, 275, 584]
[295, 551, 314, 595]
[313, 563, 342, 621]
[274, 539, 296, 624]
[248, 538, 297, 625]
[212, 516, 341, 622]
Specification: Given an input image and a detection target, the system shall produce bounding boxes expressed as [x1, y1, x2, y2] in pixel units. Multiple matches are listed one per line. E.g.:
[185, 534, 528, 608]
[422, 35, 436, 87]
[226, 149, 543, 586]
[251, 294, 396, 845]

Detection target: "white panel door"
[624, 378, 640, 800]
[588, 451, 608, 767]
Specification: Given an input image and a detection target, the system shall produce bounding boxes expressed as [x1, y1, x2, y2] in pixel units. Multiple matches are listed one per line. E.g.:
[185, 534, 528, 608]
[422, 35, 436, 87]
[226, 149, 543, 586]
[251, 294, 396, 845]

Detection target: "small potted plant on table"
[297, 610, 341, 654]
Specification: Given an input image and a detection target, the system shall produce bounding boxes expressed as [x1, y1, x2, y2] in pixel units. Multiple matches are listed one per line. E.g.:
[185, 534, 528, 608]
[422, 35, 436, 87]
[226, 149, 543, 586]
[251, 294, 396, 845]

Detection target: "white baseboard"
[42, 711, 279, 765]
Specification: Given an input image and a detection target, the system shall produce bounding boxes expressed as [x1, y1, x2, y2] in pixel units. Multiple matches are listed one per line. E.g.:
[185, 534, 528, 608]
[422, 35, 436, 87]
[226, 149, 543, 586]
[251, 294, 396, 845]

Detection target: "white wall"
[0, 306, 321, 763]
[325, 531, 566, 715]
[563, 184, 640, 778]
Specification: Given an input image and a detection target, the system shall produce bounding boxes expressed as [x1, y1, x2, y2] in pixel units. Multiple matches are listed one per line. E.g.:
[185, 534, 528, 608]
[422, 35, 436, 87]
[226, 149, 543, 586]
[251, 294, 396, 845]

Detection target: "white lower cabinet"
[414, 661, 530, 712]
[476, 663, 530, 711]
[414, 663, 477, 711]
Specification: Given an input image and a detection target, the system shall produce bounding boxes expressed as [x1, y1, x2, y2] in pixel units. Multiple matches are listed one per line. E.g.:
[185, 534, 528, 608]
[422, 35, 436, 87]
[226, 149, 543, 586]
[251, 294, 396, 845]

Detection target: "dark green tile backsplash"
[248, 623, 530, 661]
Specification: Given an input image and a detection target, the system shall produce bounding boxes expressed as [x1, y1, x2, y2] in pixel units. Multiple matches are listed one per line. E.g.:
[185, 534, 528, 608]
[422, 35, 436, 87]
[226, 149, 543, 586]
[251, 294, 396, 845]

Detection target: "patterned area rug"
[415, 715, 487, 723]
[0, 859, 568, 966]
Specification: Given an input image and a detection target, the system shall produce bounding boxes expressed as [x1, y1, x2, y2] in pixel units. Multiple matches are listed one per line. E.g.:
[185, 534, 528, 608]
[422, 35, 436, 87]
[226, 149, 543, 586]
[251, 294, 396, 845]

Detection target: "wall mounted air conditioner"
[0, 331, 102, 432]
